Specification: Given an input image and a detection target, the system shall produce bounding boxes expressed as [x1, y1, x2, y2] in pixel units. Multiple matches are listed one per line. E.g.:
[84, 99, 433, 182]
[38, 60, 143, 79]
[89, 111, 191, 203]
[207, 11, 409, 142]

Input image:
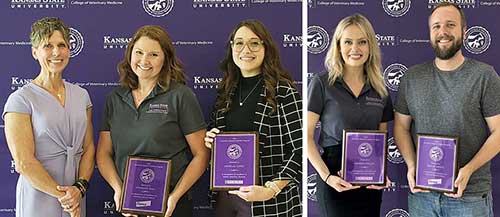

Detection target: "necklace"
[133, 85, 155, 106]
[238, 77, 263, 106]
[32, 80, 64, 100]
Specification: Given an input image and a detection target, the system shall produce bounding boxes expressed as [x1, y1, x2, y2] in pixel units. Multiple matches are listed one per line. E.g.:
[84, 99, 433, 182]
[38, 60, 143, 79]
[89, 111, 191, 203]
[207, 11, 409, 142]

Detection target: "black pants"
[215, 191, 252, 217]
[317, 146, 382, 217]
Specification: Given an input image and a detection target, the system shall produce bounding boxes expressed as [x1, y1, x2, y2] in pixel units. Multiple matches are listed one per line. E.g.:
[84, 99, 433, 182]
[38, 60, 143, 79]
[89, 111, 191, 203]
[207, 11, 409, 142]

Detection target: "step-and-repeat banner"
[0, 1, 301, 216]
[307, 1, 499, 217]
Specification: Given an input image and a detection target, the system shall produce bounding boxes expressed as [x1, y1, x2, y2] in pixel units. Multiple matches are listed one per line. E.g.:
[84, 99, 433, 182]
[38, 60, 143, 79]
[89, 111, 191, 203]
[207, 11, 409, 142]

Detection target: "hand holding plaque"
[415, 134, 458, 193]
[119, 156, 171, 216]
[211, 132, 259, 190]
[341, 130, 388, 186]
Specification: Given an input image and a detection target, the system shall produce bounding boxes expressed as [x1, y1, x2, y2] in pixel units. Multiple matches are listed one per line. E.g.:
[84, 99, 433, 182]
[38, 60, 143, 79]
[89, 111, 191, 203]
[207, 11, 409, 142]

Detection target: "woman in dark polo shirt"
[203, 20, 302, 217]
[307, 14, 394, 217]
[96, 25, 209, 217]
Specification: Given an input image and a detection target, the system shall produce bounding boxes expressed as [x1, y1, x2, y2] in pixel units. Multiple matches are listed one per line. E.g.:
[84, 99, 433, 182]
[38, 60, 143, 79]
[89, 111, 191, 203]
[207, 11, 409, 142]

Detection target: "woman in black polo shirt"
[96, 25, 209, 217]
[204, 20, 302, 217]
[307, 14, 394, 217]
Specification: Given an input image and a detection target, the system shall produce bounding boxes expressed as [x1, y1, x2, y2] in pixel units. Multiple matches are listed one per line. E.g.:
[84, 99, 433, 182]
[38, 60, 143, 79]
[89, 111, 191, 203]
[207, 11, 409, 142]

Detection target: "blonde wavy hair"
[324, 14, 387, 97]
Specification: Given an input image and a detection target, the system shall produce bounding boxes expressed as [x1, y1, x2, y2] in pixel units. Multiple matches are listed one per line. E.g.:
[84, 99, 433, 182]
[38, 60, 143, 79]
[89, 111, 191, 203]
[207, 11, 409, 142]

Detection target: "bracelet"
[324, 174, 332, 183]
[264, 181, 281, 198]
[72, 178, 90, 197]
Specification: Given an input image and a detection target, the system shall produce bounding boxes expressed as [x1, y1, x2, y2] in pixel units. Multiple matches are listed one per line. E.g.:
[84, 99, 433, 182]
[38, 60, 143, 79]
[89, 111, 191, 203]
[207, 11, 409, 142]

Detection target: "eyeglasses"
[230, 38, 264, 52]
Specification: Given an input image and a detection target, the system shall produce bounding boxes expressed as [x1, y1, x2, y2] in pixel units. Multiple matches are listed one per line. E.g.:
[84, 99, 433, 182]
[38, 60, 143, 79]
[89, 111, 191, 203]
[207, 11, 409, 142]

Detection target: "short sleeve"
[394, 73, 410, 115]
[2, 91, 32, 120]
[178, 88, 207, 135]
[100, 94, 112, 131]
[481, 67, 500, 117]
[83, 89, 92, 109]
[381, 94, 394, 122]
[308, 74, 325, 115]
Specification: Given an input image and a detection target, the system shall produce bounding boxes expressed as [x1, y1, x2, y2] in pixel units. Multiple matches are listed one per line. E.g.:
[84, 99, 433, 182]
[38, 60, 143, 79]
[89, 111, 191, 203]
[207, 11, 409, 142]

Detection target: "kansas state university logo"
[358, 143, 373, 157]
[226, 144, 243, 160]
[307, 26, 330, 54]
[384, 63, 407, 91]
[429, 146, 444, 162]
[307, 173, 318, 201]
[140, 168, 155, 184]
[386, 208, 410, 217]
[387, 137, 404, 164]
[69, 28, 84, 58]
[143, 0, 174, 17]
[382, 0, 411, 17]
[464, 26, 491, 54]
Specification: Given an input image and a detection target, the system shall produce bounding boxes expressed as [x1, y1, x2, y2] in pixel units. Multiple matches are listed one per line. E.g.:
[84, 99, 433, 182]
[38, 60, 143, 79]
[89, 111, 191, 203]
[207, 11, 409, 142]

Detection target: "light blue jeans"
[408, 191, 493, 217]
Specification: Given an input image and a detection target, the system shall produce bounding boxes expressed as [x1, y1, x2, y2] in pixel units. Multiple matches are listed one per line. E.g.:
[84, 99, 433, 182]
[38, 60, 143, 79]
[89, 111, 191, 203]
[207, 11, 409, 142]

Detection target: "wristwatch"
[264, 181, 281, 198]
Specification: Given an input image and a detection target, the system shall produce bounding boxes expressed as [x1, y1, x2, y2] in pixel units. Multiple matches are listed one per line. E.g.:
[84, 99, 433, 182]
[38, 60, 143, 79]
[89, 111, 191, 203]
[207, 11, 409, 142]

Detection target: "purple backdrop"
[0, 1, 301, 216]
[307, 1, 500, 217]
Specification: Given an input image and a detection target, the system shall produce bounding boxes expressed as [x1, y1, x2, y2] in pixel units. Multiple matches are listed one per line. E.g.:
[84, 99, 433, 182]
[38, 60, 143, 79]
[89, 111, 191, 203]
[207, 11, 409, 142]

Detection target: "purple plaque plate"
[416, 134, 458, 193]
[119, 156, 171, 216]
[211, 132, 259, 190]
[342, 130, 387, 185]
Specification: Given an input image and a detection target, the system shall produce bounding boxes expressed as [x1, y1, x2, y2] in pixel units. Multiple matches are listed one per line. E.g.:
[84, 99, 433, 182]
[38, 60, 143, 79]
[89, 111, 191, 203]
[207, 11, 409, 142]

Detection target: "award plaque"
[119, 156, 171, 216]
[342, 130, 388, 185]
[211, 132, 259, 190]
[415, 134, 458, 193]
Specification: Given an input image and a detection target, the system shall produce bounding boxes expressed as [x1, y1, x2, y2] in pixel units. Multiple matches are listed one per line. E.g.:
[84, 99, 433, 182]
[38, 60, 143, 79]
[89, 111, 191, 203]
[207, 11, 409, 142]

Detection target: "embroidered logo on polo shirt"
[365, 96, 384, 108]
[146, 103, 169, 114]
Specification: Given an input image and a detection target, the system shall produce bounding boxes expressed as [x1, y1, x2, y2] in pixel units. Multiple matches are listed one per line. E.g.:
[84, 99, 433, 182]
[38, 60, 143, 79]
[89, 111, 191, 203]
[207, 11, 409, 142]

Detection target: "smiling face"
[429, 6, 464, 60]
[130, 36, 165, 83]
[339, 24, 370, 70]
[232, 26, 265, 77]
[32, 30, 70, 74]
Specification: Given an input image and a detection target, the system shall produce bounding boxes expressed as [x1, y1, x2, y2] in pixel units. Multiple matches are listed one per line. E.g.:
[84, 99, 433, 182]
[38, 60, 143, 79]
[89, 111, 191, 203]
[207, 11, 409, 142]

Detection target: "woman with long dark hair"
[204, 19, 302, 217]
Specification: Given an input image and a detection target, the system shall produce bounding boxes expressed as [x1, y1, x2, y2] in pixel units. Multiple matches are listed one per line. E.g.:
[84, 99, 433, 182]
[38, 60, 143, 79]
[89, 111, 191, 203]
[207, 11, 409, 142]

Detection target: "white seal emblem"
[429, 146, 444, 162]
[226, 144, 243, 160]
[386, 208, 410, 217]
[358, 143, 373, 157]
[143, 0, 174, 17]
[307, 173, 318, 202]
[384, 63, 407, 91]
[69, 28, 84, 58]
[307, 25, 330, 54]
[139, 168, 155, 184]
[382, 0, 411, 17]
[464, 26, 491, 54]
[387, 137, 404, 164]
